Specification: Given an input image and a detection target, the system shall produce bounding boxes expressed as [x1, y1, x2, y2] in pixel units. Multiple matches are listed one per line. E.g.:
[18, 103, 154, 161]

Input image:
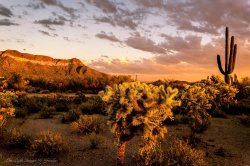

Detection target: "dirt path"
[200, 116, 250, 166]
[1, 115, 249, 166]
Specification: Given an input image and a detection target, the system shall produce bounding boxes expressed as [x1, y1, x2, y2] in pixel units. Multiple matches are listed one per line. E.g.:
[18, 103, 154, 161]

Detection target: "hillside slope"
[0, 50, 107, 80]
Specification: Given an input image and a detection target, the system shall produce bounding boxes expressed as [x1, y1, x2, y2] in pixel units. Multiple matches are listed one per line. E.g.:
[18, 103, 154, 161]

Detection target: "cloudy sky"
[0, 0, 250, 81]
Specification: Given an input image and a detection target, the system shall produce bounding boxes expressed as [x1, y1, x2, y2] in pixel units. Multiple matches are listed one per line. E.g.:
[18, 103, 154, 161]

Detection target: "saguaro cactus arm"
[217, 55, 225, 74]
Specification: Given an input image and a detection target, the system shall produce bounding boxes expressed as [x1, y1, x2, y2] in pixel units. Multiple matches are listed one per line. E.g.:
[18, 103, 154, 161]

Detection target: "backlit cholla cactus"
[180, 83, 218, 139]
[99, 81, 180, 166]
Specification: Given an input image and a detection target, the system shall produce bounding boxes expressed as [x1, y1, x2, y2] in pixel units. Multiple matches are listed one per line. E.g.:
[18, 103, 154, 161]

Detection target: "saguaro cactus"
[217, 27, 237, 84]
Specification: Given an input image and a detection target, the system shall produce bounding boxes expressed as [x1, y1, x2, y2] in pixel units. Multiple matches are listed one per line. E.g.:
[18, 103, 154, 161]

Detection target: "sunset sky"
[0, 0, 250, 81]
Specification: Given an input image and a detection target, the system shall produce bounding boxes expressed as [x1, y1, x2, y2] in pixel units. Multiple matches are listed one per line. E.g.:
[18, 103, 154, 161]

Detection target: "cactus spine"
[217, 27, 237, 84]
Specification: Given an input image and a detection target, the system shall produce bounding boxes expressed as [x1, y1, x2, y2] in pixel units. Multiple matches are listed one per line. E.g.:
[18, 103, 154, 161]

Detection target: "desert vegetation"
[0, 72, 249, 166]
[0, 27, 249, 166]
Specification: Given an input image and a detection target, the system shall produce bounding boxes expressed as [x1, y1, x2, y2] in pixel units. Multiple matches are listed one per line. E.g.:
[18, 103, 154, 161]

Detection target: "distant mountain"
[0, 50, 108, 80]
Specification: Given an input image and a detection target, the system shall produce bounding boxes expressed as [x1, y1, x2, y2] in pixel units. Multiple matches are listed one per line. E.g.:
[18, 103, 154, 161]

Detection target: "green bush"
[30, 130, 64, 157]
[2, 128, 32, 149]
[71, 115, 105, 135]
[61, 108, 81, 123]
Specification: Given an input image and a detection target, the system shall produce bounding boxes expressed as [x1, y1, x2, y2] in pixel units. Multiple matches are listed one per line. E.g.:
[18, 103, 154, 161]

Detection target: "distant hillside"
[0, 50, 108, 80]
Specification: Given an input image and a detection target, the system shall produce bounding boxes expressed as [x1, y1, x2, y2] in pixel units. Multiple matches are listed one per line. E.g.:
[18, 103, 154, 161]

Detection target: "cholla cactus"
[99, 81, 180, 166]
[202, 75, 238, 110]
[181, 83, 217, 138]
[181, 76, 238, 140]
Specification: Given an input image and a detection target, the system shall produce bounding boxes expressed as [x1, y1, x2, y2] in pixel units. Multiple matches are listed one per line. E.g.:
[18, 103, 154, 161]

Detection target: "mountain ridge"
[0, 50, 108, 80]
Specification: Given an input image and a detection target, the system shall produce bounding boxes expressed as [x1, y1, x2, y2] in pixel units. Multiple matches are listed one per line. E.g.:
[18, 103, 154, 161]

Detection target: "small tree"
[99, 81, 180, 166]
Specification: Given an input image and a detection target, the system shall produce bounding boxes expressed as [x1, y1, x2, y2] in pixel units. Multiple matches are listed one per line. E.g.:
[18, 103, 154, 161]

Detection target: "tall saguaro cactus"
[217, 27, 237, 84]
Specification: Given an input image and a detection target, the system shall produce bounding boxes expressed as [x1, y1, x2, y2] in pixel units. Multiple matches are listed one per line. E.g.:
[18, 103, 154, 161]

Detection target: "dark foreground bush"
[71, 115, 105, 135]
[61, 108, 81, 123]
[39, 106, 56, 119]
[135, 138, 207, 166]
[2, 128, 32, 149]
[30, 130, 64, 157]
[228, 99, 250, 115]
[239, 115, 250, 127]
[79, 96, 106, 115]
[89, 133, 104, 149]
[165, 139, 208, 166]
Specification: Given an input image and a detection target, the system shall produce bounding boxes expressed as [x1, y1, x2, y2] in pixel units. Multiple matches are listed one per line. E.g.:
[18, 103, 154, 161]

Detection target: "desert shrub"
[208, 109, 228, 118]
[228, 99, 250, 115]
[30, 130, 64, 157]
[7, 73, 29, 91]
[201, 76, 238, 112]
[165, 139, 208, 166]
[71, 115, 105, 135]
[2, 128, 32, 149]
[14, 107, 28, 118]
[15, 96, 44, 113]
[61, 108, 81, 123]
[100, 81, 180, 166]
[238, 115, 250, 127]
[73, 93, 87, 104]
[79, 96, 106, 115]
[236, 77, 250, 99]
[0, 154, 6, 166]
[0, 91, 16, 137]
[55, 102, 70, 112]
[179, 84, 215, 139]
[135, 142, 164, 166]
[89, 133, 104, 149]
[39, 106, 56, 119]
[39, 90, 50, 94]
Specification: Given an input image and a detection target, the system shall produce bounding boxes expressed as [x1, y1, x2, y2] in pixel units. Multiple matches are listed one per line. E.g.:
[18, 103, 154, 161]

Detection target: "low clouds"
[165, 0, 250, 37]
[85, 0, 117, 13]
[125, 32, 166, 54]
[34, 18, 64, 26]
[96, 31, 121, 43]
[34, 17, 65, 30]
[38, 30, 58, 37]
[0, 19, 18, 26]
[132, 0, 166, 8]
[39, 0, 77, 18]
[0, 4, 13, 17]
[94, 13, 139, 30]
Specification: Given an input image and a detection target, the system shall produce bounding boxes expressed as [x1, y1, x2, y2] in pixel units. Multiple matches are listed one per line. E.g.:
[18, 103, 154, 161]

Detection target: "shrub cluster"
[2, 128, 31, 149]
[71, 115, 105, 135]
[30, 130, 64, 157]
[89, 133, 104, 149]
[79, 96, 106, 115]
[61, 108, 81, 123]
[165, 139, 208, 166]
